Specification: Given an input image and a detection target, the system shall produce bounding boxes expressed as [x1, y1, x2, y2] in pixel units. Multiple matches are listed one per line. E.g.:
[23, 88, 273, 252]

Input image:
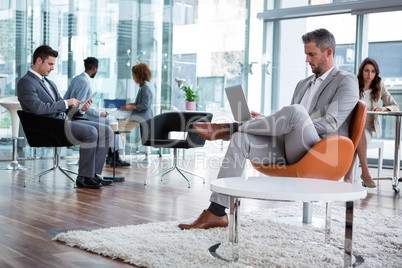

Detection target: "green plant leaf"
[180, 85, 201, 102]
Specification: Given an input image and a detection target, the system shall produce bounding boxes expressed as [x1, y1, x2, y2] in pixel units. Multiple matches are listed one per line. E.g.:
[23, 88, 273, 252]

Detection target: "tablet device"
[225, 84, 251, 122]
[79, 92, 97, 110]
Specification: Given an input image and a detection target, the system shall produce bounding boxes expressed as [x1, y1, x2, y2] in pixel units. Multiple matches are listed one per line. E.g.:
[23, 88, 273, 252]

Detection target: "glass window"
[172, 0, 247, 111]
[174, 0, 199, 25]
[0, 0, 173, 159]
[367, 10, 402, 139]
[172, 0, 264, 113]
[267, 13, 356, 112]
[267, 0, 359, 10]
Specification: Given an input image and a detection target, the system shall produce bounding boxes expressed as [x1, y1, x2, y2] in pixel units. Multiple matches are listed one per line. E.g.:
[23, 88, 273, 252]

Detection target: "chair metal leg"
[24, 147, 77, 188]
[176, 166, 205, 184]
[144, 165, 176, 185]
[144, 148, 205, 187]
[377, 145, 383, 185]
[175, 166, 191, 188]
[67, 159, 79, 165]
[58, 166, 78, 184]
[24, 165, 57, 187]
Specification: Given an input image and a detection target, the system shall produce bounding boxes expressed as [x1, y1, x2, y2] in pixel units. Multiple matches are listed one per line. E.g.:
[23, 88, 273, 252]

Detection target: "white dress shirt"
[29, 68, 68, 109]
[300, 65, 335, 111]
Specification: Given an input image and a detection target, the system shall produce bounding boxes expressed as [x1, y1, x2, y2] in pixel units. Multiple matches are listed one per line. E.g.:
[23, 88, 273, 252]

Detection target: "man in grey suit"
[64, 57, 130, 167]
[179, 28, 359, 230]
[17, 45, 114, 189]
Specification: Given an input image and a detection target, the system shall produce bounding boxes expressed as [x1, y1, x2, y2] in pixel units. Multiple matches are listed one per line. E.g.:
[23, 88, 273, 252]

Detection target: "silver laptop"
[225, 84, 251, 122]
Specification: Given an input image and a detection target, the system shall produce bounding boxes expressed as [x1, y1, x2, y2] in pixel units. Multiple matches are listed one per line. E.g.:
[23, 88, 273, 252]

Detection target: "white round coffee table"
[210, 176, 367, 267]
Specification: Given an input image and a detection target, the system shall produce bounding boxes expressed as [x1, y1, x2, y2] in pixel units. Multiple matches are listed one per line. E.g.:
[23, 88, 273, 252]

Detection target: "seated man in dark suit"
[17, 45, 113, 188]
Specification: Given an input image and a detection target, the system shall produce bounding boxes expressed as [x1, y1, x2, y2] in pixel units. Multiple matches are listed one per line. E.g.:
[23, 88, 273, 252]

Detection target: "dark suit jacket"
[17, 71, 67, 119]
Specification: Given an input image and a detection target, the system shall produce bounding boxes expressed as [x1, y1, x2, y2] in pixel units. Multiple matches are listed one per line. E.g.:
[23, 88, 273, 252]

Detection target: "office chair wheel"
[393, 187, 400, 194]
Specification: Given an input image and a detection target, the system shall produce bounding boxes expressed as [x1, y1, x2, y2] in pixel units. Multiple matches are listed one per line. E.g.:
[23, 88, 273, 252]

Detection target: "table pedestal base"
[209, 197, 362, 267]
[272, 216, 341, 228]
[209, 240, 364, 266]
[103, 131, 126, 182]
[0, 137, 29, 170]
[208, 241, 238, 263]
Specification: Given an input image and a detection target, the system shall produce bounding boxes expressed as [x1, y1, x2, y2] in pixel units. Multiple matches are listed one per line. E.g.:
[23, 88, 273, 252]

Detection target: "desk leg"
[325, 202, 332, 244]
[344, 201, 354, 267]
[393, 117, 401, 193]
[229, 196, 240, 261]
[208, 196, 240, 262]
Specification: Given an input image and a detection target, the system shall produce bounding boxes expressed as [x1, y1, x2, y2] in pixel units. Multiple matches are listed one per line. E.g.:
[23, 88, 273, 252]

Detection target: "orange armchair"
[251, 101, 367, 181]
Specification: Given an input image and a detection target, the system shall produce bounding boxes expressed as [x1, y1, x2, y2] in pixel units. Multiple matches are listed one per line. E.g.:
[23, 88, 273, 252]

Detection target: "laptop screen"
[104, 99, 127, 109]
[225, 84, 251, 122]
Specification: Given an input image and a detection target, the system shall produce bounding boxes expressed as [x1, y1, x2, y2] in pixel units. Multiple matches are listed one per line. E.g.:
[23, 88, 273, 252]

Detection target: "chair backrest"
[348, 100, 367, 151]
[18, 110, 75, 147]
[140, 111, 213, 149]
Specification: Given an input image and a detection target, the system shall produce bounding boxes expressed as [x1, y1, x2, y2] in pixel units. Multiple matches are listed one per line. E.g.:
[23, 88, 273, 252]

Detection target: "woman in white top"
[344, 58, 399, 187]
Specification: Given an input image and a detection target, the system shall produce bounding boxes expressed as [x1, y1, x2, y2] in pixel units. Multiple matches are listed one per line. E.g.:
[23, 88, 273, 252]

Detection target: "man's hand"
[81, 99, 93, 112]
[100, 111, 108, 117]
[66, 98, 80, 107]
[251, 110, 264, 119]
[372, 107, 389, 112]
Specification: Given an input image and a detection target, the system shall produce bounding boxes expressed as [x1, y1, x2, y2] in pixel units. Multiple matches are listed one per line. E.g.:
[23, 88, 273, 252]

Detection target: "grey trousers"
[67, 120, 113, 178]
[210, 104, 321, 208]
[84, 115, 123, 151]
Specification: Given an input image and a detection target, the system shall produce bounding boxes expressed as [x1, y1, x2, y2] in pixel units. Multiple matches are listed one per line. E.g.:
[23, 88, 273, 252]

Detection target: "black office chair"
[140, 111, 213, 188]
[17, 110, 78, 187]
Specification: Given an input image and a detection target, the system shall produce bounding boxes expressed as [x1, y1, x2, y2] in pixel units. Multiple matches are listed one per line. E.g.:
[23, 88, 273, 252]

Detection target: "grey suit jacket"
[291, 66, 359, 138]
[17, 71, 67, 119]
[129, 81, 153, 122]
[64, 72, 100, 118]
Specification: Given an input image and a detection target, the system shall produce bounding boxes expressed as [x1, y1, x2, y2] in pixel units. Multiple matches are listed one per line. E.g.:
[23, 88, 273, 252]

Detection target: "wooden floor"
[0, 153, 400, 267]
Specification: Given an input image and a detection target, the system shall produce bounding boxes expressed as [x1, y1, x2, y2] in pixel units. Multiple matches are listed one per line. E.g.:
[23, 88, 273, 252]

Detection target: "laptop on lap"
[225, 84, 252, 122]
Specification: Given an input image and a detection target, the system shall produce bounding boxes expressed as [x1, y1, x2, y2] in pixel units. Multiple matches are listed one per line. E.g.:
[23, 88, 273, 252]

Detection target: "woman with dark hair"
[344, 58, 399, 187]
[120, 62, 153, 121]
[118, 63, 153, 154]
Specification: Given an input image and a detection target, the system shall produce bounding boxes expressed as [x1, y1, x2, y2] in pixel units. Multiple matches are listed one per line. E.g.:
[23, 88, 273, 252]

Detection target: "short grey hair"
[302, 28, 336, 55]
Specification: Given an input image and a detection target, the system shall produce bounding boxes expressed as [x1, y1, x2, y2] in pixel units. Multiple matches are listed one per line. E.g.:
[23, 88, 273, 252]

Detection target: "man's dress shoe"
[178, 210, 228, 230]
[111, 158, 131, 167]
[193, 122, 239, 141]
[76, 176, 102, 189]
[108, 151, 131, 167]
[93, 174, 113, 185]
[106, 155, 113, 165]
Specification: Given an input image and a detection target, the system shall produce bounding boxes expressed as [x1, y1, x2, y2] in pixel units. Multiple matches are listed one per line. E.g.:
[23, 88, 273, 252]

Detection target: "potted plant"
[181, 85, 202, 110]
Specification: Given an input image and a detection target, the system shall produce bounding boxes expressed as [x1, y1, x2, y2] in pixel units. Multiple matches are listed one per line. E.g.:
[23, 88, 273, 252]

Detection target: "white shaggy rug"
[53, 204, 401, 267]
